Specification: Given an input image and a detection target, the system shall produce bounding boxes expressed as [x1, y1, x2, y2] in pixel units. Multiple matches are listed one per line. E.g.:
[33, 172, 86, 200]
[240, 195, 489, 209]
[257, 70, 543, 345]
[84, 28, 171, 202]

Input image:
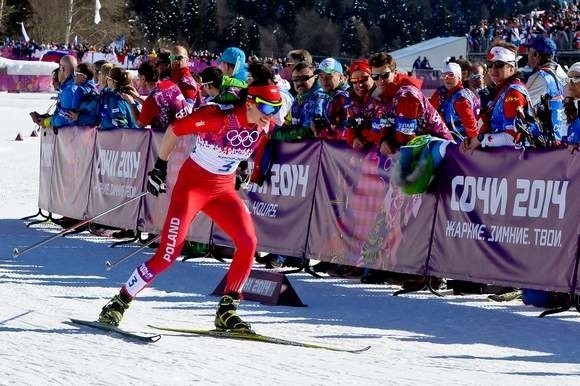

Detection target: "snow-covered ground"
[1, 93, 580, 386]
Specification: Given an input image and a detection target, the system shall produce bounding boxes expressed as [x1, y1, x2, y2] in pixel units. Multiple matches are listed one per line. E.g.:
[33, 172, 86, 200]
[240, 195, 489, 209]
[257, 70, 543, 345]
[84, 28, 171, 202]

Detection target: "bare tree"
[0, 0, 5, 30]
[27, 0, 136, 47]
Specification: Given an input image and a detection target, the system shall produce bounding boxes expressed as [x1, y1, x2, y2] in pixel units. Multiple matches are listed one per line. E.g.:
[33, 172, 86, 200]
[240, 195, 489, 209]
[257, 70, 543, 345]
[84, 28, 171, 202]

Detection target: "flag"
[392, 135, 452, 195]
[73, 34, 78, 47]
[94, 0, 102, 24]
[20, 22, 30, 43]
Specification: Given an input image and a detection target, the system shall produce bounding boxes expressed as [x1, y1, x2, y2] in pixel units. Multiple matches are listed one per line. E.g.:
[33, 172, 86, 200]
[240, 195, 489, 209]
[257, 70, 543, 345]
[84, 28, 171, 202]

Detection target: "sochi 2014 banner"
[430, 146, 580, 293]
[86, 129, 150, 229]
[49, 126, 97, 218]
[212, 140, 322, 257]
[38, 128, 57, 210]
[306, 141, 437, 274]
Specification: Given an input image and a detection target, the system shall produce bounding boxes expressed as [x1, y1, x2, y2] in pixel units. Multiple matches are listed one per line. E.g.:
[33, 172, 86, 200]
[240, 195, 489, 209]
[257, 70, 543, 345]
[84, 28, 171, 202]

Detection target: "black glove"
[147, 158, 168, 196]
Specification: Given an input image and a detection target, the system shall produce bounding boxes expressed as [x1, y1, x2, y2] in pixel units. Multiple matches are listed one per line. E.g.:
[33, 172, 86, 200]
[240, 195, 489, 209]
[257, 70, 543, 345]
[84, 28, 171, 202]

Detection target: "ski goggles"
[169, 54, 185, 62]
[440, 72, 457, 80]
[249, 96, 283, 116]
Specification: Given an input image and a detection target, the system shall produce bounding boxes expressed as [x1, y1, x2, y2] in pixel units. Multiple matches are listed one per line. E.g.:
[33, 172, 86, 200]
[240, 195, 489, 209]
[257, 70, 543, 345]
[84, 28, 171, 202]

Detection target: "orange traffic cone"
[31, 130, 38, 137]
[14, 133, 23, 141]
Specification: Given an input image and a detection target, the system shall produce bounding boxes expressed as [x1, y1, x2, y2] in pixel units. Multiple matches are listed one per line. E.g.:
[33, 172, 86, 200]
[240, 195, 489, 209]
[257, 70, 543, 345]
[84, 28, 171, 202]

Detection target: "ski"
[70, 318, 161, 343]
[148, 325, 370, 353]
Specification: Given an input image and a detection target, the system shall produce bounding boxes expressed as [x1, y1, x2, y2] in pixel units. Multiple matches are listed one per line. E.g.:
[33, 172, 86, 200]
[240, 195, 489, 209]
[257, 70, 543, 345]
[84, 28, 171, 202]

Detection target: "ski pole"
[105, 235, 160, 271]
[13, 191, 148, 258]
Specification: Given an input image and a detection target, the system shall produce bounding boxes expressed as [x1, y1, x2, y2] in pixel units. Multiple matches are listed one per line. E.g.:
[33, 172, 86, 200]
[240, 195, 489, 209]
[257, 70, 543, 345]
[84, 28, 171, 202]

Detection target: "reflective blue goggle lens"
[256, 102, 281, 116]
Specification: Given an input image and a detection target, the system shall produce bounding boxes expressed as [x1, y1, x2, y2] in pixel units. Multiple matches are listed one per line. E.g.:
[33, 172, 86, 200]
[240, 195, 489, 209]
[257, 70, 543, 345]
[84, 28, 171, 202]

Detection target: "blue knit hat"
[525, 36, 557, 56]
[218, 47, 248, 81]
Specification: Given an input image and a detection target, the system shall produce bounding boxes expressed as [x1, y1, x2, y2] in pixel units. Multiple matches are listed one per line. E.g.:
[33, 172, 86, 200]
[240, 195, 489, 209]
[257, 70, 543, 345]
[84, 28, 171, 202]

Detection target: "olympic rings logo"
[226, 130, 260, 147]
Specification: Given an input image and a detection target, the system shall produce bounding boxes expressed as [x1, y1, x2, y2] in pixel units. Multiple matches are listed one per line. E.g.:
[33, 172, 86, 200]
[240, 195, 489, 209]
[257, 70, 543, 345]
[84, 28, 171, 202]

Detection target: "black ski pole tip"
[12, 247, 19, 257]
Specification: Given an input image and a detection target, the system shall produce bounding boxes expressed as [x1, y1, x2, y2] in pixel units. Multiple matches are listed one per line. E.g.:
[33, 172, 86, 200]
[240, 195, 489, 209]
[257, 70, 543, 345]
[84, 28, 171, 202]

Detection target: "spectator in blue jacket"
[31, 55, 79, 129]
[67, 63, 100, 126]
[99, 67, 139, 130]
[51, 55, 79, 128]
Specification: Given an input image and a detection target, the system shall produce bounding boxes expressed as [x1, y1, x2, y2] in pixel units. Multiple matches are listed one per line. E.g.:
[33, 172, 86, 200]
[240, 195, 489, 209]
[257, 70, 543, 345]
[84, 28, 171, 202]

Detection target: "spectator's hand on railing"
[461, 136, 480, 154]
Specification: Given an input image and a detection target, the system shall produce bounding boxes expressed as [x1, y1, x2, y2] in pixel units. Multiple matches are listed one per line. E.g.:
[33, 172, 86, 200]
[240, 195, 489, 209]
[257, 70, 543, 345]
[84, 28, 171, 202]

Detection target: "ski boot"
[98, 292, 131, 326]
[215, 293, 253, 333]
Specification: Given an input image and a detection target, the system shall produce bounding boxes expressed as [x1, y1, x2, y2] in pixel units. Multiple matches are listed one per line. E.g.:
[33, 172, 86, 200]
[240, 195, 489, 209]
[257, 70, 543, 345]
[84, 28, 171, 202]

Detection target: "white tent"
[391, 36, 468, 73]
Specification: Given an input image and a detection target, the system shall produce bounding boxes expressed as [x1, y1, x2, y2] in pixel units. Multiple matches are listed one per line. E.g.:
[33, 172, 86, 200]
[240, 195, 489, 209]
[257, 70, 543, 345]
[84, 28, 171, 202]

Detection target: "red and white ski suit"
[122, 104, 265, 298]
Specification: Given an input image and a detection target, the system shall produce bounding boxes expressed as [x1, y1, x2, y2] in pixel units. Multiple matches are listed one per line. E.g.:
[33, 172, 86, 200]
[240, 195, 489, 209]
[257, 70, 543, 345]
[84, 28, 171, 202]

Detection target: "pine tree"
[430, 0, 454, 37]
[277, 0, 298, 40]
[181, 0, 204, 49]
[164, 0, 181, 44]
[204, 0, 219, 47]
[247, 21, 261, 55]
[223, 16, 249, 51]
[351, 0, 369, 25]
[340, 16, 361, 56]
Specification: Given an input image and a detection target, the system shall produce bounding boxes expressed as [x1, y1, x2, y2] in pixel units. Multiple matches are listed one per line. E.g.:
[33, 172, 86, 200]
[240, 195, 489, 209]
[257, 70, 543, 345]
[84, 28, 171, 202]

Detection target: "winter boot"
[98, 293, 131, 326]
[214, 293, 253, 333]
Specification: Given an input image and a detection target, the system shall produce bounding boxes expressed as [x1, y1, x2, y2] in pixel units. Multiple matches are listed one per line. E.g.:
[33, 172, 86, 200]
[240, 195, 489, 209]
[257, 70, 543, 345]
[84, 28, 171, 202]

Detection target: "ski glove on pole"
[147, 158, 168, 196]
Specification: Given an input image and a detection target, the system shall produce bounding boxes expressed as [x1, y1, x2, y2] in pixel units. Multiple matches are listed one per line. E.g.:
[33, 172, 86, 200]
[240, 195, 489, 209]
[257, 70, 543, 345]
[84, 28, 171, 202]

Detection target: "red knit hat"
[247, 84, 282, 104]
[349, 60, 371, 75]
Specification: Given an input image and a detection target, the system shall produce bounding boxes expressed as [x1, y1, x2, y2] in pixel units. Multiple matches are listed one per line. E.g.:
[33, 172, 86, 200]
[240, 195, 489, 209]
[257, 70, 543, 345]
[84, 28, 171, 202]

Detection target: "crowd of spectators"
[468, 1, 580, 53]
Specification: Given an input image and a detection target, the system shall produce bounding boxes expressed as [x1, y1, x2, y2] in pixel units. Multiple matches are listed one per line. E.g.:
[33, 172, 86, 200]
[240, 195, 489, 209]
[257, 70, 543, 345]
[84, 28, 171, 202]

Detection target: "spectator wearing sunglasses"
[99, 67, 139, 130]
[32, 55, 79, 129]
[278, 48, 313, 84]
[273, 61, 319, 141]
[469, 41, 539, 150]
[469, 62, 490, 105]
[312, 57, 349, 139]
[67, 62, 100, 126]
[370, 52, 422, 108]
[97, 82, 283, 333]
[369, 52, 451, 155]
[170, 45, 203, 108]
[198, 66, 224, 103]
[344, 59, 387, 151]
[564, 62, 580, 153]
[429, 62, 480, 144]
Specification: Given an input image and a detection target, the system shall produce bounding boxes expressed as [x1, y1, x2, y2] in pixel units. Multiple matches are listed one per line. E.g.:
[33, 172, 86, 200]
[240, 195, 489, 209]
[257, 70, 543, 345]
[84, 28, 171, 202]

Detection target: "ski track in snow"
[0, 93, 580, 385]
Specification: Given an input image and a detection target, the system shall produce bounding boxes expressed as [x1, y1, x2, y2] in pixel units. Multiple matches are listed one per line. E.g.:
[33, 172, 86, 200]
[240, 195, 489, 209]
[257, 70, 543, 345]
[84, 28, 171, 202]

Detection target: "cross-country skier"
[97, 81, 283, 333]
